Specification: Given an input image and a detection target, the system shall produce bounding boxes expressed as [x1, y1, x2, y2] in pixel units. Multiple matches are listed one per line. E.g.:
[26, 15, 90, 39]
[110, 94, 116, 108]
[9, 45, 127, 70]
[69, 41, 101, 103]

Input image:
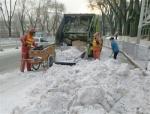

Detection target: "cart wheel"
[32, 63, 40, 70]
[48, 55, 54, 68]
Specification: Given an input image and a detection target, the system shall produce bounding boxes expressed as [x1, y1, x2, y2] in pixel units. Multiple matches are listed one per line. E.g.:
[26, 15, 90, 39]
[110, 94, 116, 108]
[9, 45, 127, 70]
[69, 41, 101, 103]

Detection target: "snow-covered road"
[0, 71, 44, 114]
[0, 48, 21, 74]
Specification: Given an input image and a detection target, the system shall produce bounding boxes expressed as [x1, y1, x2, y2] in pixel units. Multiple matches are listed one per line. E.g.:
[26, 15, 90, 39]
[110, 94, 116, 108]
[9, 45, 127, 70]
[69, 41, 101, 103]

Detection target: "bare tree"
[88, 0, 141, 37]
[17, 0, 28, 35]
[0, 16, 6, 37]
[12, 13, 20, 37]
[26, 0, 41, 30]
[36, 0, 65, 35]
[38, 0, 52, 31]
[27, 8, 40, 29]
[128, 0, 140, 37]
[52, 0, 65, 35]
[88, 0, 117, 35]
[1, 0, 18, 38]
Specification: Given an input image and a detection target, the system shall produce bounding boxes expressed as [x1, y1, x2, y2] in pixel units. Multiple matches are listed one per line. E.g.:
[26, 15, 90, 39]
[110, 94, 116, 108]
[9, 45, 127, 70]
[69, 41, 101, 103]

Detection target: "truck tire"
[32, 63, 40, 70]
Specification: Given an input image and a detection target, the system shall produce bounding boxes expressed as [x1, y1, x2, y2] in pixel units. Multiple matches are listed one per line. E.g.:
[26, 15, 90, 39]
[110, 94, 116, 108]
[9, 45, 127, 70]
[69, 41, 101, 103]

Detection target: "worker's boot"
[27, 69, 34, 71]
[21, 70, 24, 73]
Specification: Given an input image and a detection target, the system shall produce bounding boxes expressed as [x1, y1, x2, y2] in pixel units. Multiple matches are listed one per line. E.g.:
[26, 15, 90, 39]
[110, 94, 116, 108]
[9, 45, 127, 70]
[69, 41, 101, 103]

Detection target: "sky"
[58, 0, 94, 13]
[0, 0, 98, 14]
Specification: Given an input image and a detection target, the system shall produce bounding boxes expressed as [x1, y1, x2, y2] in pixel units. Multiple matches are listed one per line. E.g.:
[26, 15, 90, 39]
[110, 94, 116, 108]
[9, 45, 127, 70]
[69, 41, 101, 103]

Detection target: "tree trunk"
[102, 13, 105, 36]
[119, 18, 122, 35]
[9, 19, 11, 38]
[21, 21, 24, 35]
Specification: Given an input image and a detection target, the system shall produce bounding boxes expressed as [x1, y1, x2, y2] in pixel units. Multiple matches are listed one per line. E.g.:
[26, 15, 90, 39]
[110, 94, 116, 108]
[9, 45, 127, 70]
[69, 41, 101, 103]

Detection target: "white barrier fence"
[103, 37, 150, 70]
[0, 38, 21, 51]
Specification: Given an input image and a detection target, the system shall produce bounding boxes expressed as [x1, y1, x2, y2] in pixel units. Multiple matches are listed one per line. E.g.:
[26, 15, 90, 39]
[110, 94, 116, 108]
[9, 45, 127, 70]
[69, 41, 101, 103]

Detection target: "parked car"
[32, 37, 50, 49]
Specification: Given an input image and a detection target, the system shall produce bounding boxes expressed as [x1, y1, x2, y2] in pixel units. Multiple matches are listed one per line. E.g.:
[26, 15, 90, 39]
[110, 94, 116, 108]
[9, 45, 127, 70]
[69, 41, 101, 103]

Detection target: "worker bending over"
[20, 27, 38, 72]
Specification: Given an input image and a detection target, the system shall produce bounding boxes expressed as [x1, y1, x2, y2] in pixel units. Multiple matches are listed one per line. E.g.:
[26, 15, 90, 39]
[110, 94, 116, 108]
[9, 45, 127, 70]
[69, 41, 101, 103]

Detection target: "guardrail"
[0, 37, 56, 51]
[0, 38, 21, 51]
[103, 36, 150, 70]
[122, 42, 150, 70]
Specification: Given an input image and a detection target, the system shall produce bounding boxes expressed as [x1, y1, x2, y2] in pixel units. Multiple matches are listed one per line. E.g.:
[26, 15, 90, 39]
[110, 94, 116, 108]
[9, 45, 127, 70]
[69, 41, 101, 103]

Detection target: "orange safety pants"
[20, 45, 31, 71]
[93, 47, 101, 60]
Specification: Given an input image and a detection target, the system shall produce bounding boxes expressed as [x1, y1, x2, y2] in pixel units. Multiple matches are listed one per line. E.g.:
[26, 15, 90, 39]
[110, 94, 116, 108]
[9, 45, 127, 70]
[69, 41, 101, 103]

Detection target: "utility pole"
[136, 0, 146, 44]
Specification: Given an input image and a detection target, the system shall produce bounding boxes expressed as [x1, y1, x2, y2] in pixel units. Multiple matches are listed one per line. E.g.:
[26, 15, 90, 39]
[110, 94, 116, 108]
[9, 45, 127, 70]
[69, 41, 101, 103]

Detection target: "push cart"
[22, 45, 87, 70]
[28, 44, 56, 70]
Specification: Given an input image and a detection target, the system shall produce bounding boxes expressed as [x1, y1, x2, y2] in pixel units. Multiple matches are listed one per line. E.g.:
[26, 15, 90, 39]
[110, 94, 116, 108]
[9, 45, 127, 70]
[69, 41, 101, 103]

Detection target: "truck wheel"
[48, 55, 54, 68]
[32, 63, 40, 70]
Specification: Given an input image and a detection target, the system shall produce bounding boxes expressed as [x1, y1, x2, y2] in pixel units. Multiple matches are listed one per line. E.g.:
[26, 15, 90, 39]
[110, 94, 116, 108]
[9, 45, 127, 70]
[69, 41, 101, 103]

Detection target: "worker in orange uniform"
[20, 27, 38, 72]
[92, 32, 102, 60]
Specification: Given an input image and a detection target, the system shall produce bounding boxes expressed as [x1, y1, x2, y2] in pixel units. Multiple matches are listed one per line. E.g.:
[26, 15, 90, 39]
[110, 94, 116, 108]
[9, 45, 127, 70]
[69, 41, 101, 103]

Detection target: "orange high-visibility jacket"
[93, 38, 102, 47]
[92, 38, 102, 51]
[20, 33, 37, 51]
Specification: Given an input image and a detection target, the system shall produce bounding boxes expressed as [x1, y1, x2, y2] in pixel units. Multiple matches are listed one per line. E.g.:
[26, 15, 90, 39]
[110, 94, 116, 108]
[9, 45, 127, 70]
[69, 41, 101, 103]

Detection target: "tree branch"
[11, 0, 18, 18]
[1, 8, 9, 28]
[112, 0, 125, 18]
[106, 0, 119, 17]
[4, 0, 9, 17]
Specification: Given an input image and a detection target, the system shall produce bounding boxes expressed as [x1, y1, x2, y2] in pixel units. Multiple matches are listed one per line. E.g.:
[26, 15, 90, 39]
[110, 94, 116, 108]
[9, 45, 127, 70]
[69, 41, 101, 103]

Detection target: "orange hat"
[29, 27, 35, 33]
[94, 32, 100, 37]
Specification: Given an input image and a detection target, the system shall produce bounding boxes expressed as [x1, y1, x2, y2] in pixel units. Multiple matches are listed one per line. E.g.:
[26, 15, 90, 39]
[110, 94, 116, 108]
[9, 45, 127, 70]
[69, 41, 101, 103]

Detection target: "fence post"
[0, 40, 3, 51]
[145, 46, 150, 70]
[133, 43, 136, 60]
[126, 42, 129, 55]
[134, 44, 139, 60]
[15, 39, 19, 49]
[122, 41, 124, 51]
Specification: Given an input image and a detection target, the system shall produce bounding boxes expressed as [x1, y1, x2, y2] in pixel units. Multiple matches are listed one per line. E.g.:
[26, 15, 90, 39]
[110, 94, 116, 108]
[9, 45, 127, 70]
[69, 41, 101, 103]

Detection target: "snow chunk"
[77, 86, 105, 105]
[104, 59, 118, 69]
[113, 63, 130, 76]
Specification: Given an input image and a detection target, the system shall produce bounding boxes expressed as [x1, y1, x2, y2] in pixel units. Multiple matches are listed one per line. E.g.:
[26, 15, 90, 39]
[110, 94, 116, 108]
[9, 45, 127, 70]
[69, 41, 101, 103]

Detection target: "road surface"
[0, 48, 21, 75]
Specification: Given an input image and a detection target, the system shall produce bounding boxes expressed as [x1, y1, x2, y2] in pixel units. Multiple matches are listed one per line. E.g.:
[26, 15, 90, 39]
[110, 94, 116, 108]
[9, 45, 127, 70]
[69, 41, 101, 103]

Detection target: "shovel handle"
[109, 52, 113, 58]
[115, 91, 129, 103]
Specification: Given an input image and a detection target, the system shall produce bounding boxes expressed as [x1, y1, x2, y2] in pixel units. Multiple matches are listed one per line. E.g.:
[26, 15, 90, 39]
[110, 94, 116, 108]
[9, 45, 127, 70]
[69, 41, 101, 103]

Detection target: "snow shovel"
[109, 52, 113, 58]
[74, 51, 86, 62]
[115, 90, 129, 103]
[109, 90, 129, 112]
[54, 61, 76, 66]
[105, 52, 113, 61]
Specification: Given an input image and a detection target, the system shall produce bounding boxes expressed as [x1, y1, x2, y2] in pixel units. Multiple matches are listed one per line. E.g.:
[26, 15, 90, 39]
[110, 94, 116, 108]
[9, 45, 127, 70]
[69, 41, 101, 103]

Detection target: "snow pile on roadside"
[55, 46, 83, 62]
[12, 52, 150, 114]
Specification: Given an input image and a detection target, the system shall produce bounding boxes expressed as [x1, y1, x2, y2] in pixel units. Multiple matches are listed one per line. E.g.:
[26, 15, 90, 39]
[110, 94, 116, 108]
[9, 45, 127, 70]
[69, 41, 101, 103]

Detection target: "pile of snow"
[9, 48, 150, 114]
[55, 46, 83, 62]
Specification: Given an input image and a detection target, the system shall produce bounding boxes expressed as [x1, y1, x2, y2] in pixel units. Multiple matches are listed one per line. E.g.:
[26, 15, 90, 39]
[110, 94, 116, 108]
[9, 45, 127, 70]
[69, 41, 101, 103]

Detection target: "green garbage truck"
[55, 13, 102, 57]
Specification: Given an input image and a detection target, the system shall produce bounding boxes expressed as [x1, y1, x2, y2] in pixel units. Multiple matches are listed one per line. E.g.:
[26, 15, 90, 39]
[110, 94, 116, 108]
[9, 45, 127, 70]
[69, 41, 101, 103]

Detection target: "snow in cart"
[0, 47, 150, 114]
